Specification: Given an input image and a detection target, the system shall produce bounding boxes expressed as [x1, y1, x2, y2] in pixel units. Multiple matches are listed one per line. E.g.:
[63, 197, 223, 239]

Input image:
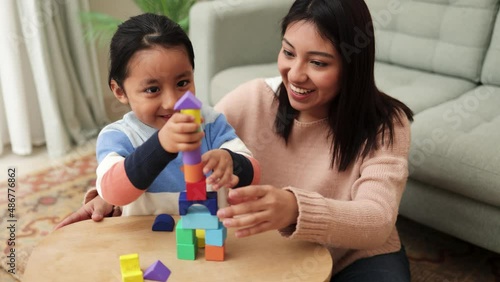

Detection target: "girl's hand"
[54, 196, 120, 230]
[158, 113, 205, 153]
[216, 185, 299, 238]
[202, 149, 238, 190]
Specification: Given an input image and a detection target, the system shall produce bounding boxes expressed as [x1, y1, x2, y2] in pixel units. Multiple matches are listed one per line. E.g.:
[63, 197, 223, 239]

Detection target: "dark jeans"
[331, 246, 411, 282]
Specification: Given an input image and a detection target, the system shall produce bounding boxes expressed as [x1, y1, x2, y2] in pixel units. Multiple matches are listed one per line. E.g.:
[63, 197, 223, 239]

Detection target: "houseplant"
[81, 0, 197, 46]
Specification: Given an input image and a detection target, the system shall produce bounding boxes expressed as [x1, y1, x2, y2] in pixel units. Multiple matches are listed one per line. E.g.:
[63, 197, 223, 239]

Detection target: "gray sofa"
[189, 0, 500, 253]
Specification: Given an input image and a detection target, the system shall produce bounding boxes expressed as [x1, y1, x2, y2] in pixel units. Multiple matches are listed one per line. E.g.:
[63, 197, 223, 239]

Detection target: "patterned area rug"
[1, 151, 499, 281]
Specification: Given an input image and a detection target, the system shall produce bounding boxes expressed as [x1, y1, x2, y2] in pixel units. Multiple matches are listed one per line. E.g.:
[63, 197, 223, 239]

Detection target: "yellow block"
[122, 270, 144, 282]
[181, 109, 201, 125]
[196, 229, 206, 248]
[119, 253, 141, 273]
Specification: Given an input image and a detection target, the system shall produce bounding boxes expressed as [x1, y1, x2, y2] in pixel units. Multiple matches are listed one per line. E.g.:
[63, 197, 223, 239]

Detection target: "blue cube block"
[205, 221, 227, 247]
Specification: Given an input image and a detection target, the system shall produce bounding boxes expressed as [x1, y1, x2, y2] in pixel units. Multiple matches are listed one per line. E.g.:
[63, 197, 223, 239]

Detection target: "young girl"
[214, 0, 413, 281]
[57, 13, 259, 223]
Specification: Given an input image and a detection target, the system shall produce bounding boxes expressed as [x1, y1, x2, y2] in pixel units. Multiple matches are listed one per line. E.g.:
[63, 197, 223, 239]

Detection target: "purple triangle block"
[174, 91, 202, 110]
[143, 260, 171, 281]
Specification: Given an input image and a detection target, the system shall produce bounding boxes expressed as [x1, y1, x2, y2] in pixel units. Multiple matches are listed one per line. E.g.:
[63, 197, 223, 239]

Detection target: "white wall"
[88, 0, 141, 121]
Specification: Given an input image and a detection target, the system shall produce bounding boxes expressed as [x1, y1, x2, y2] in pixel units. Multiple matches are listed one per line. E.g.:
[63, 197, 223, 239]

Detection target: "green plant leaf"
[80, 12, 123, 46]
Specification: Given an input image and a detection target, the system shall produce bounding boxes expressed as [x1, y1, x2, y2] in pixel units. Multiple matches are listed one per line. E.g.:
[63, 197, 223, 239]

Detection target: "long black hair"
[275, 0, 413, 171]
[108, 13, 195, 89]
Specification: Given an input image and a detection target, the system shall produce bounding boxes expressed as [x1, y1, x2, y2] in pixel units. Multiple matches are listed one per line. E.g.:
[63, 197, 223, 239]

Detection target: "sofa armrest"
[189, 0, 293, 106]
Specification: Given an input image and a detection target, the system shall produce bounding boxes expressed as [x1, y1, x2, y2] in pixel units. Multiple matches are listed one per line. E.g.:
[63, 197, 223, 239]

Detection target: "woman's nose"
[288, 61, 307, 83]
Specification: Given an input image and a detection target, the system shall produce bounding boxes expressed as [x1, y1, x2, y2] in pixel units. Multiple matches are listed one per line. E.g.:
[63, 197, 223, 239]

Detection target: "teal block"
[176, 218, 196, 244]
[205, 221, 227, 247]
[181, 205, 219, 229]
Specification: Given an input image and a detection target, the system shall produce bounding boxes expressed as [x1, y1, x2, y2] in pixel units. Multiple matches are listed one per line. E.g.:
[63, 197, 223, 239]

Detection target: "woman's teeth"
[290, 84, 313, 95]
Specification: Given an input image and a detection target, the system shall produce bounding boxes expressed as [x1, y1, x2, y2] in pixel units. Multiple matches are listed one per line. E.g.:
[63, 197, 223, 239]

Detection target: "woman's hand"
[54, 196, 120, 230]
[217, 185, 299, 238]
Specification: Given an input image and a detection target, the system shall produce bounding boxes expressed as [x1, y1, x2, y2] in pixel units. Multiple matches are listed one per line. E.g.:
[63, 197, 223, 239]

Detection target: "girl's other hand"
[202, 149, 238, 190]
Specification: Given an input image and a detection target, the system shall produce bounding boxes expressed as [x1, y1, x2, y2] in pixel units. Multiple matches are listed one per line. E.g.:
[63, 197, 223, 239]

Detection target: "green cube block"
[177, 242, 197, 260]
[175, 218, 196, 244]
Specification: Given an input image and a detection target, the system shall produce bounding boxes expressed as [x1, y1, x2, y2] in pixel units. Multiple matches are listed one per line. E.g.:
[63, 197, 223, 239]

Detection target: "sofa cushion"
[408, 85, 500, 206]
[210, 63, 279, 105]
[374, 62, 476, 114]
[482, 10, 500, 86]
[366, 0, 499, 82]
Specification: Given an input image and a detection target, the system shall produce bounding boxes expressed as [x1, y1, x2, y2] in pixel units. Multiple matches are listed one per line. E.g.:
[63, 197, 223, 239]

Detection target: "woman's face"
[111, 45, 195, 129]
[277, 20, 342, 122]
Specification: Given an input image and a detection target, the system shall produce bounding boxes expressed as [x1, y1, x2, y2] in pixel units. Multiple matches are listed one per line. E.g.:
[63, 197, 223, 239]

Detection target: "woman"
[214, 0, 413, 280]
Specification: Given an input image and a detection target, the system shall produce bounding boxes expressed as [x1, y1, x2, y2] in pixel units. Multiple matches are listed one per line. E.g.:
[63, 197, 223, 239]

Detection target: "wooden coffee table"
[24, 216, 332, 281]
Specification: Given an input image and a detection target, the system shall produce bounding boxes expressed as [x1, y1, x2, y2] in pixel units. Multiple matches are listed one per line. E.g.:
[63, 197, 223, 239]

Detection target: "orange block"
[205, 244, 225, 261]
[183, 163, 205, 183]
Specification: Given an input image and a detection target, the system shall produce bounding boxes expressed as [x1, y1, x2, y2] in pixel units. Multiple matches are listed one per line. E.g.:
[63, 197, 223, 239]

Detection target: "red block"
[186, 179, 207, 201]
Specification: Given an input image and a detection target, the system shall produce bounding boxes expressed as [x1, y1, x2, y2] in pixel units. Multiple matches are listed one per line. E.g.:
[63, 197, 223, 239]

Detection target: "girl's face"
[111, 45, 195, 129]
[278, 20, 342, 122]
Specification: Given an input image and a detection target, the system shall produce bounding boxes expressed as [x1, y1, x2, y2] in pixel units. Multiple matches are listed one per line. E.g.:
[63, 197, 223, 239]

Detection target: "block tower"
[174, 91, 227, 261]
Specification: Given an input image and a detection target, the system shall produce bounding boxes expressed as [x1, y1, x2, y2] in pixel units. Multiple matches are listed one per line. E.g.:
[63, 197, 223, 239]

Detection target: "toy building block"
[177, 243, 197, 260]
[179, 191, 218, 215]
[180, 109, 201, 125]
[174, 91, 202, 110]
[120, 253, 141, 273]
[175, 219, 196, 244]
[205, 222, 227, 247]
[122, 271, 144, 282]
[143, 260, 171, 282]
[181, 205, 219, 230]
[119, 253, 143, 282]
[186, 179, 207, 201]
[183, 163, 205, 183]
[205, 244, 225, 261]
[152, 214, 175, 232]
[195, 229, 206, 248]
[182, 148, 202, 165]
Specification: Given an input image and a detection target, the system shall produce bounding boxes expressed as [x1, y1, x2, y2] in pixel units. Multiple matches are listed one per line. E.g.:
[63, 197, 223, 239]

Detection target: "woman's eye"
[145, 87, 160, 94]
[311, 61, 327, 67]
[283, 49, 294, 57]
[177, 80, 189, 87]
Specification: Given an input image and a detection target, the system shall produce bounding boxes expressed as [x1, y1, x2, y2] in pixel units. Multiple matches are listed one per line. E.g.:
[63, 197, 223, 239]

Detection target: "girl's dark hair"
[108, 13, 195, 89]
[275, 0, 413, 171]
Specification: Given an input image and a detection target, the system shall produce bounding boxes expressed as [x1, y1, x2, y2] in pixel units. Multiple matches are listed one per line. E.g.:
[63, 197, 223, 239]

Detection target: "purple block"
[143, 260, 171, 282]
[182, 148, 202, 165]
[174, 91, 202, 110]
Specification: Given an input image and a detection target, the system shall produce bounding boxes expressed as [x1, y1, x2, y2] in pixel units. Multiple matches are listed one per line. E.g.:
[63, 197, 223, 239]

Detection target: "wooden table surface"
[24, 216, 332, 281]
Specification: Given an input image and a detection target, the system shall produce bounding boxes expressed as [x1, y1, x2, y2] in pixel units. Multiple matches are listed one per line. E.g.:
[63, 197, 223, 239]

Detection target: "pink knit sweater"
[215, 78, 411, 274]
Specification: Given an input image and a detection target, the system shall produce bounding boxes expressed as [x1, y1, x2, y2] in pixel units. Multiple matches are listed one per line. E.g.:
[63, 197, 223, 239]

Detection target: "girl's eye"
[177, 80, 190, 87]
[311, 61, 327, 67]
[283, 49, 294, 57]
[145, 87, 160, 94]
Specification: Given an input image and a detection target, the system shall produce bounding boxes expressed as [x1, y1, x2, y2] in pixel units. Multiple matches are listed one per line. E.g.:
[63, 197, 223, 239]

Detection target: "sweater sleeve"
[96, 131, 177, 206]
[280, 116, 411, 250]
